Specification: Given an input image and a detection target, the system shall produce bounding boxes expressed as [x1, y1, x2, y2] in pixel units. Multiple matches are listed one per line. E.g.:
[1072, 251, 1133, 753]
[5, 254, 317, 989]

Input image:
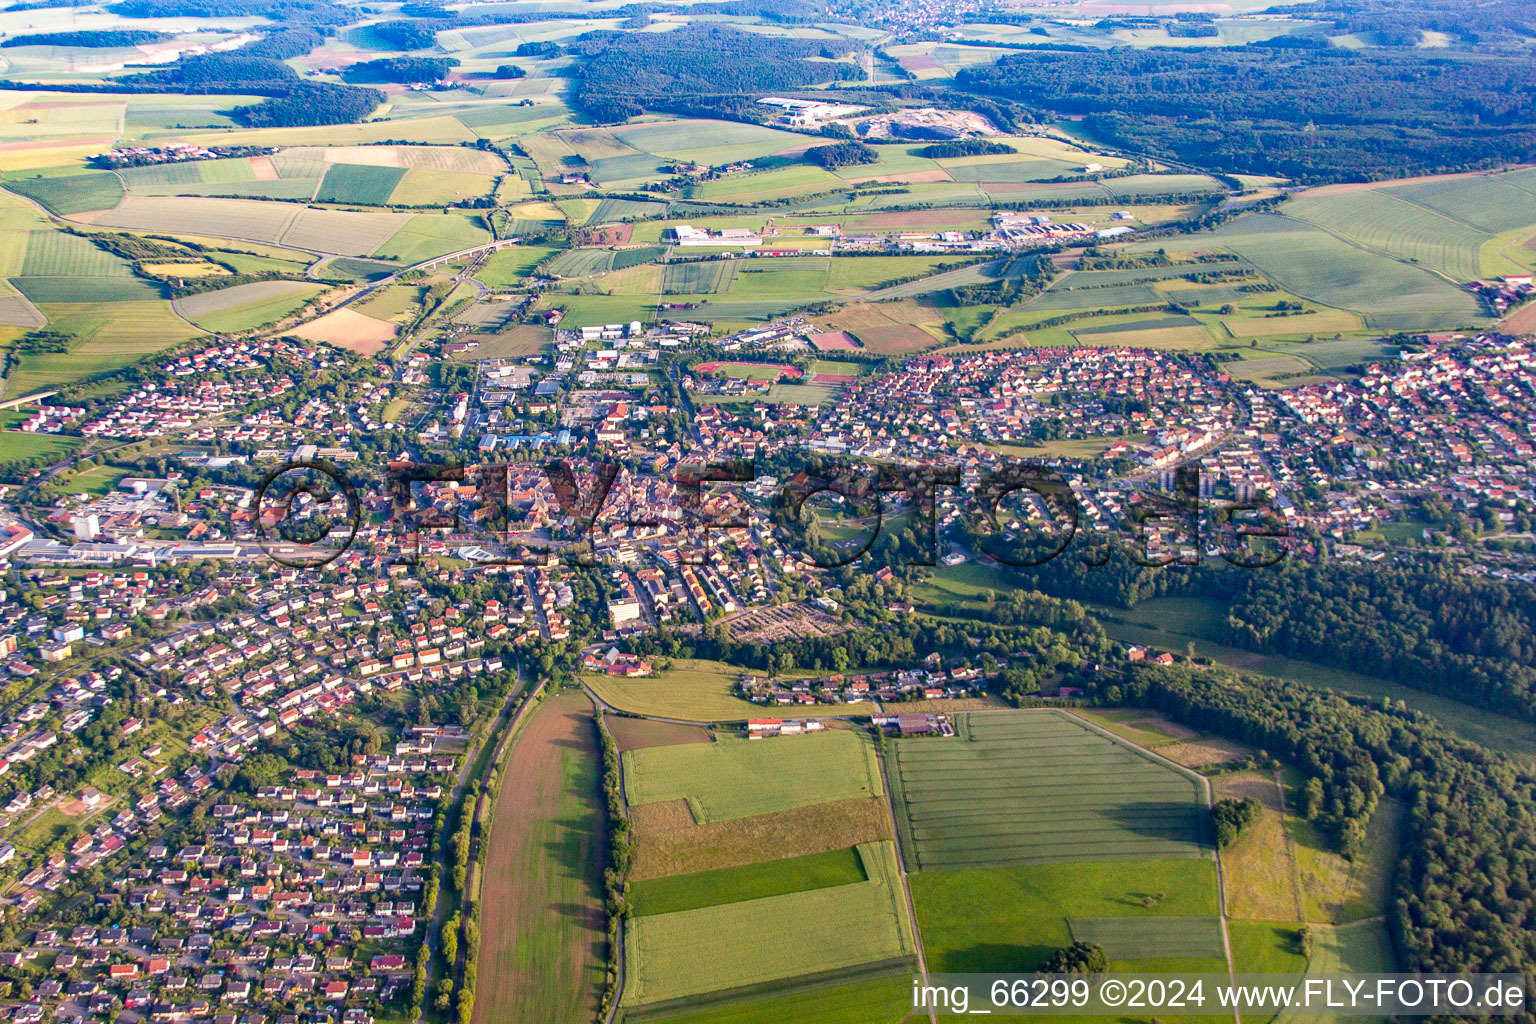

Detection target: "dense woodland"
[566, 25, 862, 122]
[1, 29, 168, 46]
[1220, 562, 1536, 720]
[917, 139, 1014, 158]
[1120, 665, 1536, 975]
[113, 0, 352, 25]
[968, 520, 1536, 722]
[804, 141, 877, 168]
[342, 56, 458, 84]
[1280, 0, 1535, 45]
[956, 47, 1536, 181]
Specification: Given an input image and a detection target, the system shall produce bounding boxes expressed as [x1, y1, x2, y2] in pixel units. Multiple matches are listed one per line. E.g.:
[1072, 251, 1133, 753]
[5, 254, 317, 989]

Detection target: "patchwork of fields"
[620, 723, 916, 1021]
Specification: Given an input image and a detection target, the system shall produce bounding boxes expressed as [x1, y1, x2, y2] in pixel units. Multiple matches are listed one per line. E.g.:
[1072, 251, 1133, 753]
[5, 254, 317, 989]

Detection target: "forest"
[964, 523, 1536, 722]
[566, 25, 863, 123]
[917, 139, 1014, 158]
[956, 46, 1536, 181]
[112, 0, 352, 25]
[1278, 0, 1535, 45]
[1, 29, 168, 46]
[804, 141, 878, 168]
[342, 57, 459, 84]
[1119, 664, 1536, 976]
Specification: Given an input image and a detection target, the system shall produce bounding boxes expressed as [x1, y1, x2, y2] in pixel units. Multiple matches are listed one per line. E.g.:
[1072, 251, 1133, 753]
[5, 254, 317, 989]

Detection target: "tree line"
[956, 45, 1536, 182]
[1116, 663, 1536, 975]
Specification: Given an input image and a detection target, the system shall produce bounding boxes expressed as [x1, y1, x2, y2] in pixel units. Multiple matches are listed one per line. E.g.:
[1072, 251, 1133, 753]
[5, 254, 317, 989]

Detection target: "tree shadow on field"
[1099, 802, 1209, 846]
[941, 942, 1058, 974]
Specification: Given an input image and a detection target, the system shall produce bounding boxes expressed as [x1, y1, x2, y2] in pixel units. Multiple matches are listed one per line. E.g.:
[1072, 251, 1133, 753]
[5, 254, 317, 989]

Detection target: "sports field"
[888, 709, 1209, 871]
[624, 730, 882, 822]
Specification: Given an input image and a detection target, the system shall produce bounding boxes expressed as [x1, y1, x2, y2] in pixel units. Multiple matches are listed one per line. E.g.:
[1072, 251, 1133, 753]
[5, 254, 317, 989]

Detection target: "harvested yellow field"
[289, 306, 397, 355]
[286, 144, 506, 174]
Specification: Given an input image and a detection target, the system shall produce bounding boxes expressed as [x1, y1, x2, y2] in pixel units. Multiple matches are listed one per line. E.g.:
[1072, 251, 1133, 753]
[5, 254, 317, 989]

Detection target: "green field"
[911, 858, 1223, 973]
[476, 245, 558, 289]
[175, 280, 325, 333]
[1068, 915, 1226, 958]
[1283, 190, 1491, 282]
[373, 213, 491, 264]
[624, 730, 882, 822]
[662, 260, 737, 295]
[8, 300, 204, 393]
[623, 841, 915, 1007]
[584, 658, 764, 721]
[1200, 214, 1489, 330]
[1274, 919, 1395, 1024]
[13, 276, 159, 303]
[0, 429, 82, 465]
[630, 847, 867, 917]
[1091, 595, 1536, 757]
[388, 167, 497, 206]
[632, 974, 913, 1024]
[689, 166, 844, 205]
[6, 172, 123, 215]
[19, 231, 136, 278]
[315, 163, 407, 206]
[547, 247, 624, 279]
[888, 709, 1208, 871]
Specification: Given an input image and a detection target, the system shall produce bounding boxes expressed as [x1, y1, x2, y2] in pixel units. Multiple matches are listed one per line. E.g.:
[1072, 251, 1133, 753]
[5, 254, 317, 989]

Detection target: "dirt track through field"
[472, 693, 607, 1024]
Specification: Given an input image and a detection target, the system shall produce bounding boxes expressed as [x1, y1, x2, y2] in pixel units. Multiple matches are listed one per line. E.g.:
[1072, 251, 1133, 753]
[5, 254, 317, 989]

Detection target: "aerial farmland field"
[172, 280, 325, 333]
[6, 171, 123, 216]
[7, 299, 203, 393]
[888, 709, 1209, 871]
[1283, 190, 1492, 282]
[585, 658, 763, 721]
[623, 730, 883, 821]
[90, 196, 299, 246]
[472, 694, 607, 1024]
[371, 212, 490, 263]
[314, 163, 407, 206]
[622, 841, 916, 1008]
